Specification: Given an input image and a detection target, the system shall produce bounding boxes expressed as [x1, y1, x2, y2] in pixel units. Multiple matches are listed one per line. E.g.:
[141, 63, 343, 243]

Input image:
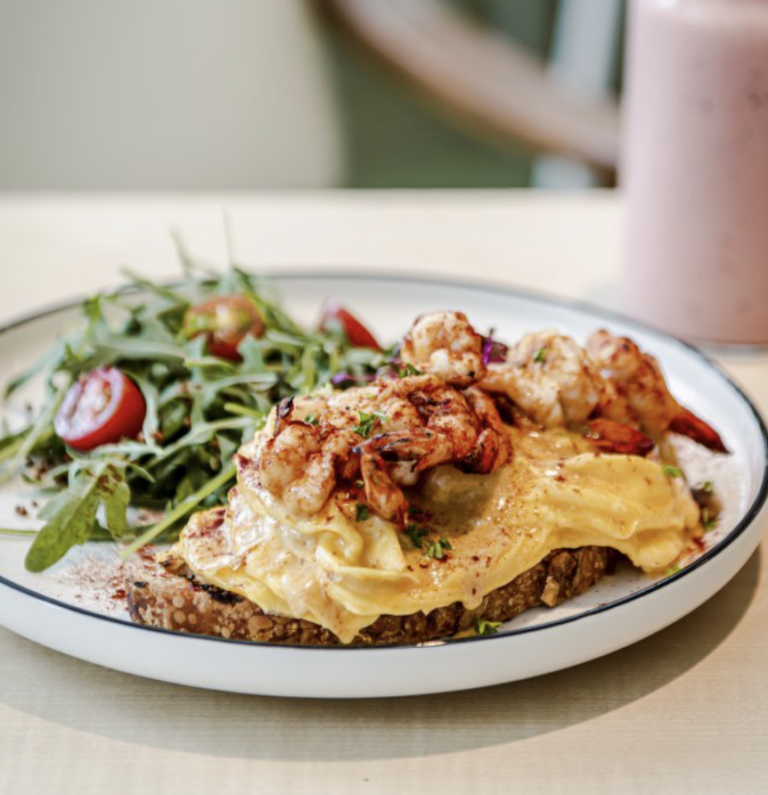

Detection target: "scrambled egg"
[173, 428, 700, 644]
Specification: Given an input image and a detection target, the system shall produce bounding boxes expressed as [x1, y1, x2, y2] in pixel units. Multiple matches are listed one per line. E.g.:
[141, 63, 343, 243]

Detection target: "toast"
[126, 545, 619, 646]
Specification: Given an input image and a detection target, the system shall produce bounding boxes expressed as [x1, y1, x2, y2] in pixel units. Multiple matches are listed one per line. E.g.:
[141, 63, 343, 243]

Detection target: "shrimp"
[582, 418, 656, 457]
[480, 330, 604, 427]
[255, 397, 356, 517]
[461, 387, 513, 473]
[587, 330, 728, 453]
[354, 376, 511, 521]
[257, 422, 334, 516]
[253, 373, 512, 523]
[399, 311, 486, 388]
[478, 330, 656, 456]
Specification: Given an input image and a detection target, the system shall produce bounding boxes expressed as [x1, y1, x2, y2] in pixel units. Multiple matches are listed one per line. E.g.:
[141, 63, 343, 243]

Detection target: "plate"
[0, 274, 766, 699]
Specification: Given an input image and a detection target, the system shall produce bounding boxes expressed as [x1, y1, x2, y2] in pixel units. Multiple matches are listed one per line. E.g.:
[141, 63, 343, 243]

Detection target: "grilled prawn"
[479, 328, 726, 455]
[251, 372, 509, 523]
[586, 330, 727, 453]
[399, 311, 487, 387]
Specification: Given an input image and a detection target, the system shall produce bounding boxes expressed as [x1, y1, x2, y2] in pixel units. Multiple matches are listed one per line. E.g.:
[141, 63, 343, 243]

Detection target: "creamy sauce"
[174, 427, 700, 644]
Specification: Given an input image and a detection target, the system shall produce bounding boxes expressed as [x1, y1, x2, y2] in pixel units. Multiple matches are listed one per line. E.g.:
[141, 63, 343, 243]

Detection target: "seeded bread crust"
[126, 546, 619, 646]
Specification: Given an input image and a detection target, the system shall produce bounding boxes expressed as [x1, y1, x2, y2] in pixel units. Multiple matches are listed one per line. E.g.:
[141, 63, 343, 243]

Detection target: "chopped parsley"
[407, 505, 424, 516]
[533, 347, 547, 364]
[398, 363, 423, 377]
[355, 480, 364, 490]
[699, 480, 715, 495]
[425, 535, 453, 560]
[353, 410, 387, 439]
[701, 507, 718, 532]
[305, 413, 319, 426]
[404, 523, 430, 549]
[664, 565, 681, 577]
[662, 464, 683, 479]
[474, 617, 502, 636]
[355, 503, 369, 522]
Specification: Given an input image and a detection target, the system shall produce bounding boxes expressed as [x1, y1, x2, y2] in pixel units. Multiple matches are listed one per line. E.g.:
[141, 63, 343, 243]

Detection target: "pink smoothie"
[623, 0, 768, 344]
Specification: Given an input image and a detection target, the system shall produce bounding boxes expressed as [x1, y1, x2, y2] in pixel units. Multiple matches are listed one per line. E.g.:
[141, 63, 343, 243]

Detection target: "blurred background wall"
[0, 0, 624, 191]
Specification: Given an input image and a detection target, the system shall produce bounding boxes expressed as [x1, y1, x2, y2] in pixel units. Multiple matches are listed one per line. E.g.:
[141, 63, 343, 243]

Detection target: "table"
[1, 192, 767, 795]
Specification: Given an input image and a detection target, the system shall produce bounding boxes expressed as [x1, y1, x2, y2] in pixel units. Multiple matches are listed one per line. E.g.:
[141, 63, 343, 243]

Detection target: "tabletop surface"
[1, 191, 767, 795]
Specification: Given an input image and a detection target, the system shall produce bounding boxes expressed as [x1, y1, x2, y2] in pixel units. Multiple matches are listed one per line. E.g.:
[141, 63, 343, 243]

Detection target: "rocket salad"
[0, 263, 386, 572]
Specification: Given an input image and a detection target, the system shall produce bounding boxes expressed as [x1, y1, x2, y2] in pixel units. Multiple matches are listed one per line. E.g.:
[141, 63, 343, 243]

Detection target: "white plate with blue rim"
[0, 273, 766, 698]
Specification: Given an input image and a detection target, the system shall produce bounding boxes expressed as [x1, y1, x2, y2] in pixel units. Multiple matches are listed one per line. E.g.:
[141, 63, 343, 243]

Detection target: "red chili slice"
[54, 367, 147, 451]
[183, 295, 265, 361]
[319, 301, 381, 350]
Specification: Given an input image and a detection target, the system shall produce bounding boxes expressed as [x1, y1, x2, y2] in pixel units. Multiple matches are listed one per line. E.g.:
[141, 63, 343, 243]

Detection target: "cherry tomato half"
[183, 295, 264, 361]
[319, 301, 381, 350]
[55, 367, 146, 452]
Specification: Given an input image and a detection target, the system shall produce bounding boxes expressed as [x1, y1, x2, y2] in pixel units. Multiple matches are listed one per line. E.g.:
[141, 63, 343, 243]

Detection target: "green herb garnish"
[701, 507, 718, 532]
[404, 523, 430, 549]
[533, 347, 547, 364]
[355, 503, 369, 522]
[699, 480, 715, 495]
[305, 413, 319, 426]
[474, 617, 502, 636]
[662, 465, 683, 479]
[353, 410, 387, 439]
[664, 565, 681, 577]
[425, 535, 453, 560]
[398, 363, 423, 377]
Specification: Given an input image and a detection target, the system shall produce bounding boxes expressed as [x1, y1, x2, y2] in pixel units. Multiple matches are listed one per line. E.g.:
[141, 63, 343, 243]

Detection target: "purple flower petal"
[482, 331, 508, 365]
[331, 371, 376, 386]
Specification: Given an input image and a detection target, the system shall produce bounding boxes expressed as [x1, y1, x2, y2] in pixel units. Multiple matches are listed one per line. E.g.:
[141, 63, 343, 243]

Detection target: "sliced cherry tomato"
[183, 295, 264, 361]
[319, 301, 381, 350]
[54, 367, 146, 452]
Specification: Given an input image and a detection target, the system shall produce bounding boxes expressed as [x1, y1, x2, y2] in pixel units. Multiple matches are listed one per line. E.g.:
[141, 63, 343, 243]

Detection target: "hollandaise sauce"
[174, 428, 699, 644]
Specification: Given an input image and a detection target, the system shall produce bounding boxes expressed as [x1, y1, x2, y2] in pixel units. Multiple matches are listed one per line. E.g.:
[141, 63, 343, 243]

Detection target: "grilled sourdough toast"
[126, 546, 619, 646]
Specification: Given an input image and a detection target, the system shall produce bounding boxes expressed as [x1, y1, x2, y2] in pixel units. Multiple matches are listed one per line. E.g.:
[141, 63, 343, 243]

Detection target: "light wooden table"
[1, 192, 767, 795]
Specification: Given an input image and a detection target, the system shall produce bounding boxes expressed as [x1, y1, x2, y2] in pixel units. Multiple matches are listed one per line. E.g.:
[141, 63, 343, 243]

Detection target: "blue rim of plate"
[0, 271, 766, 653]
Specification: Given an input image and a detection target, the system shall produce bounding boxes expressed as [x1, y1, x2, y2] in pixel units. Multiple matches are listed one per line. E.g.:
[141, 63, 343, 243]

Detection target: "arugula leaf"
[0, 429, 28, 465]
[147, 416, 254, 467]
[4, 338, 67, 398]
[25, 462, 132, 570]
[119, 267, 191, 307]
[25, 469, 104, 572]
[0, 383, 68, 486]
[0, 260, 385, 568]
[0, 528, 39, 537]
[100, 465, 131, 538]
[237, 336, 268, 373]
[121, 463, 236, 556]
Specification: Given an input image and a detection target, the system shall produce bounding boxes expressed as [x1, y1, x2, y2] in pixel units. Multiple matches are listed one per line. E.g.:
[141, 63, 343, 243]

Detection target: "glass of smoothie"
[622, 0, 768, 345]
